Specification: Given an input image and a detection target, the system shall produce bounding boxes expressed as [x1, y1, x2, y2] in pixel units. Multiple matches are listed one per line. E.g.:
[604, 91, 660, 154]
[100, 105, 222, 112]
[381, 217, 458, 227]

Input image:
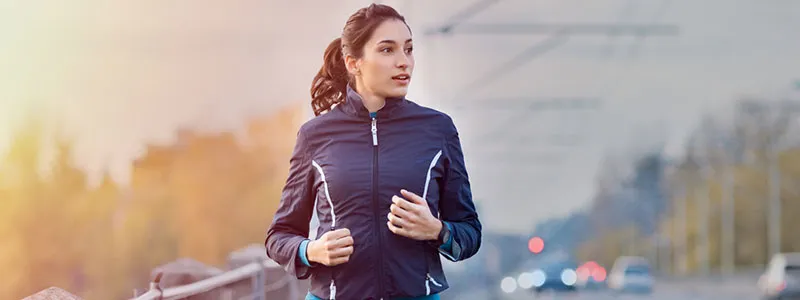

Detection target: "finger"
[388, 212, 410, 229]
[387, 221, 410, 237]
[324, 235, 352, 250]
[334, 228, 352, 238]
[391, 195, 415, 211]
[333, 235, 354, 248]
[331, 245, 354, 258]
[390, 203, 413, 219]
[325, 240, 340, 251]
[327, 228, 351, 239]
[330, 256, 350, 266]
[400, 189, 426, 205]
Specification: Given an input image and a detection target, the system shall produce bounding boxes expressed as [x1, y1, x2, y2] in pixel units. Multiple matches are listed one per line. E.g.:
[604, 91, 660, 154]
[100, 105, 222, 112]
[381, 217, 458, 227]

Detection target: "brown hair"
[309, 4, 409, 116]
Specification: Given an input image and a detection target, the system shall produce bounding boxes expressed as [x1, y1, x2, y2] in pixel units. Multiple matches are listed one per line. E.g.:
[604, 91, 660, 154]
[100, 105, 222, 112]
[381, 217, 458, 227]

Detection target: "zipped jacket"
[265, 86, 482, 299]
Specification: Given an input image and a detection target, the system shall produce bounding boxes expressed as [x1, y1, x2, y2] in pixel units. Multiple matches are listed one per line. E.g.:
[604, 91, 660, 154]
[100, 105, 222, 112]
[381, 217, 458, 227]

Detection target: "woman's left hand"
[387, 189, 442, 241]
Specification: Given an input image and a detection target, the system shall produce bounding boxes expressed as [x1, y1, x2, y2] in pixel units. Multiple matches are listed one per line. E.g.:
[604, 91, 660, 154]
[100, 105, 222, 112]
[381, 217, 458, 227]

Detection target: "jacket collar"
[341, 84, 406, 119]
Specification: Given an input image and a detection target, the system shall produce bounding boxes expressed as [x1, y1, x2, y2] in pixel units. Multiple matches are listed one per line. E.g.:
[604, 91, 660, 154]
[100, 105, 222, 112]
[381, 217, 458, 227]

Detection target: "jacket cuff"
[276, 235, 312, 279]
[438, 222, 461, 261]
[298, 239, 312, 267]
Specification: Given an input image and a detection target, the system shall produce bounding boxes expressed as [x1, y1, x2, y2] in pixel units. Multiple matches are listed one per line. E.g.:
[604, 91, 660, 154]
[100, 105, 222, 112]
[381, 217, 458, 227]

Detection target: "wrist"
[306, 240, 319, 263]
[428, 219, 443, 241]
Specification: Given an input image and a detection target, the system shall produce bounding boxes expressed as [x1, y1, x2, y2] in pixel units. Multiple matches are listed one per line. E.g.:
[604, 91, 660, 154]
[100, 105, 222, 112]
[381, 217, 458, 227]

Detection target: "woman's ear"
[345, 55, 361, 76]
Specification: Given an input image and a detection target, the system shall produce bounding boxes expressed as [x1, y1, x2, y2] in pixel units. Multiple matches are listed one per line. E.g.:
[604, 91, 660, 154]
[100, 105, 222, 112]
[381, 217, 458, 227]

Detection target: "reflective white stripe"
[311, 160, 337, 299]
[426, 273, 443, 295]
[311, 160, 336, 228]
[422, 150, 443, 200]
[423, 150, 444, 296]
[429, 275, 443, 287]
[425, 280, 430, 295]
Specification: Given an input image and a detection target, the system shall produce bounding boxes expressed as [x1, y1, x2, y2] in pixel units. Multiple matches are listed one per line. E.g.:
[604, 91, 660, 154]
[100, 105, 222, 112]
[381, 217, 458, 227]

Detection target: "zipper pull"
[371, 118, 378, 146]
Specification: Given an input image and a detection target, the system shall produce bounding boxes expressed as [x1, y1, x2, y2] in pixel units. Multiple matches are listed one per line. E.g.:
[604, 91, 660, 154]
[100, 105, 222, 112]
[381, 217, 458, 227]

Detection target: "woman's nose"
[395, 54, 410, 68]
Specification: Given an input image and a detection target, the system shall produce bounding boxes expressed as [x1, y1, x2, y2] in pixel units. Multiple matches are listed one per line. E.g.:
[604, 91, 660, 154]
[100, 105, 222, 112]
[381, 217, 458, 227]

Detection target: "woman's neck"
[354, 83, 385, 113]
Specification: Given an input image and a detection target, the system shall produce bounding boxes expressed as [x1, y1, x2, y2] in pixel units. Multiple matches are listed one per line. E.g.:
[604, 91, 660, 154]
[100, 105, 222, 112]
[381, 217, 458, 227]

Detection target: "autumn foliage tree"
[0, 103, 306, 299]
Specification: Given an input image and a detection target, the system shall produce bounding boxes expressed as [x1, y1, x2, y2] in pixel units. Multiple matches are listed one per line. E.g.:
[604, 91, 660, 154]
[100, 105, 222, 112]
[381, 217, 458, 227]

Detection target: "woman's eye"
[381, 48, 392, 53]
[405, 47, 413, 54]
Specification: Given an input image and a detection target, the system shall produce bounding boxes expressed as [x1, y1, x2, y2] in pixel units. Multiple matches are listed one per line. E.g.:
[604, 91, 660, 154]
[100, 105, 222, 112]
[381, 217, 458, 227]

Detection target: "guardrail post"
[149, 272, 164, 300]
[251, 259, 265, 300]
[220, 288, 233, 300]
[287, 273, 299, 300]
[258, 264, 265, 300]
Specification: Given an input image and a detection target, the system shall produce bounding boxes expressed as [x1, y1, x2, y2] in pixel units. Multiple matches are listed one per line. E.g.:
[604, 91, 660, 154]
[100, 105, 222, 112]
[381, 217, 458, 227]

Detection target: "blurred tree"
[0, 113, 46, 299]
[1, 102, 306, 299]
[77, 171, 121, 299]
[577, 96, 800, 275]
[575, 225, 640, 269]
[115, 102, 304, 294]
[0, 116, 94, 298]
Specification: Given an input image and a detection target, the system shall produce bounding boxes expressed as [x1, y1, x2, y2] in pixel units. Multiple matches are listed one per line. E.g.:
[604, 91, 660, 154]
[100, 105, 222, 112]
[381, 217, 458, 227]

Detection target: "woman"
[265, 4, 482, 300]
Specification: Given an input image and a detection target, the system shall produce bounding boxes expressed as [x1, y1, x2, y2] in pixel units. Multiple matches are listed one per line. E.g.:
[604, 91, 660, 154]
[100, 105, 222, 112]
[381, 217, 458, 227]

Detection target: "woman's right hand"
[307, 228, 354, 266]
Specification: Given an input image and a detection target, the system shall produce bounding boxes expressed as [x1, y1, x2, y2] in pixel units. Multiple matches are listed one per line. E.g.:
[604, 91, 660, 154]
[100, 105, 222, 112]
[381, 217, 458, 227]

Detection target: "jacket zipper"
[423, 151, 444, 295]
[371, 116, 386, 298]
[311, 160, 338, 299]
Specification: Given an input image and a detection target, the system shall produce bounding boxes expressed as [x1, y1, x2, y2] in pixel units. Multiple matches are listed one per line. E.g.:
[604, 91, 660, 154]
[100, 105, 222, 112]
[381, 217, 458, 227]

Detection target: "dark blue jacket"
[265, 86, 482, 299]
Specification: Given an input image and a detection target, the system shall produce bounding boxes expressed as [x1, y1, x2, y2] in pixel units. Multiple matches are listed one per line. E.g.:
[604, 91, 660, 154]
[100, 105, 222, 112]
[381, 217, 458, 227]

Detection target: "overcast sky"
[1, 0, 798, 233]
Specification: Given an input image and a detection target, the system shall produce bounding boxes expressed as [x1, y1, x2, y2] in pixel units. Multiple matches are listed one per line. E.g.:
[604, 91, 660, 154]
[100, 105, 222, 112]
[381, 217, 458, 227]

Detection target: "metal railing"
[132, 259, 299, 300]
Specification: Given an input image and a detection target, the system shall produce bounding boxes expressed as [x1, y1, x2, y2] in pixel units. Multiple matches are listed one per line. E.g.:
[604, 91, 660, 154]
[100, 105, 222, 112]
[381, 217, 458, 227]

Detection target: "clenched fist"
[307, 228, 354, 267]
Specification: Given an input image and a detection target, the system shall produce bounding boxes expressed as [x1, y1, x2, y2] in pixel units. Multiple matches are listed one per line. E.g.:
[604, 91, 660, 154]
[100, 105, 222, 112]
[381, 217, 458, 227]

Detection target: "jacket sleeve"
[438, 118, 482, 262]
[265, 126, 316, 279]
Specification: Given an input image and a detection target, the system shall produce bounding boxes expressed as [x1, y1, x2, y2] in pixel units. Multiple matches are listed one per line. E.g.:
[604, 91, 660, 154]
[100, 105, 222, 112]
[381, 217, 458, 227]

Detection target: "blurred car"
[576, 261, 607, 290]
[607, 256, 654, 294]
[522, 260, 579, 294]
[758, 252, 800, 300]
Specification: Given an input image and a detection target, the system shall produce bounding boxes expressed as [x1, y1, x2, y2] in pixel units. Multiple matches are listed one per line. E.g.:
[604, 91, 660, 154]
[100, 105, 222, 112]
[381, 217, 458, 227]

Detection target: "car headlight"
[518, 272, 535, 289]
[501, 276, 517, 293]
[531, 269, 546, 287]
[561, 269, 577, 286]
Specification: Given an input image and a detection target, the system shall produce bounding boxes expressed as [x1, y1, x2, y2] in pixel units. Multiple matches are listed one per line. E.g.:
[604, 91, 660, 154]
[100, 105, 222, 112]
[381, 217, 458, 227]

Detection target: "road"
[500, 288, 759, 300]
[441, 277, 762, 300]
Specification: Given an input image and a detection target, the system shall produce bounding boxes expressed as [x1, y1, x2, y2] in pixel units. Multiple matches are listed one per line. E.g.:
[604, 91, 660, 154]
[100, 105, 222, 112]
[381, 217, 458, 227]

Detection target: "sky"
[1, 0, 799, 234]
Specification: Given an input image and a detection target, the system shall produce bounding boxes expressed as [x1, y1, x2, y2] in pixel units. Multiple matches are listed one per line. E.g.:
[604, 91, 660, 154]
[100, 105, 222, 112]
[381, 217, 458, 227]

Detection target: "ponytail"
[310, 37, 350, 116]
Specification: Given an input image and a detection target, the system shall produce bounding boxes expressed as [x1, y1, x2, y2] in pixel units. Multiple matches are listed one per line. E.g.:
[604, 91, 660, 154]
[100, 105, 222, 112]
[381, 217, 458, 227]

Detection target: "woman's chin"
[385, 87, 409, 99]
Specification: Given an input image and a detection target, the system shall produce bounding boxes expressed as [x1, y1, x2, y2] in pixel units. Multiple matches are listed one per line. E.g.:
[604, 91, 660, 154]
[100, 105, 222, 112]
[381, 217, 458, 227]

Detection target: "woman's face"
[352, 19, 414, 100]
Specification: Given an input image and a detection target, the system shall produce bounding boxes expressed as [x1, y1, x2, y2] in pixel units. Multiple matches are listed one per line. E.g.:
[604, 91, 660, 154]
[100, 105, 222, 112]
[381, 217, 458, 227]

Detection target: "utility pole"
[736, 94, 796, 264]
[674, 181, 688, 275]
[767, 83, 800, 260]
[628, 186, 639, 257]
[696, 169, 710, 275]
[648, 194, 659, 268]
[631, 178, 659, 267]
[765, 95, 800, 259]
[766, 98, 799, 259]
[768, 140, 781, 258]
[720, 156, 735, 275]
[695, 125, 712, 275]
[659, 230, 671, 274]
